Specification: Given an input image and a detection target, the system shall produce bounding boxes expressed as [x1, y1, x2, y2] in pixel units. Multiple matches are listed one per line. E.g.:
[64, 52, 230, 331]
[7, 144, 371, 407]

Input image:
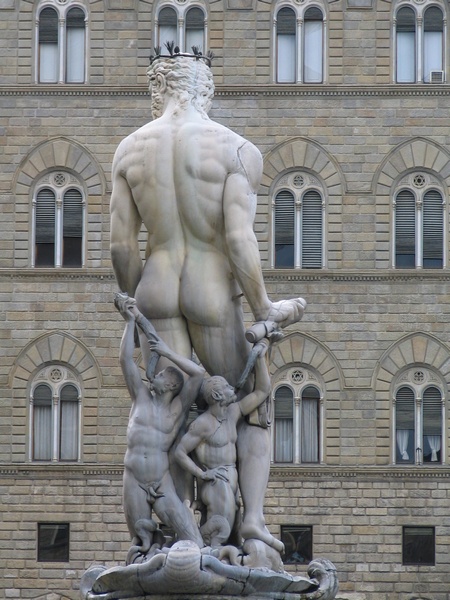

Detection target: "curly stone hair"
[147, 56, 214, 119]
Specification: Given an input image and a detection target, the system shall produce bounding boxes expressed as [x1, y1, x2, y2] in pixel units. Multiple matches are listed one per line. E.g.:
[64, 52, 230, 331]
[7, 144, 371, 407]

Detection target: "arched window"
[156, 2, 206, 53]
[31, 367, 81, 462]
[66, 7, 86, 83]
[185, 7, 205, 52]
[272, 368, 323, 464]
[274, 190, 295, 267]
[394, 3, 445, 83]
[272, 172, 325, 269]
[158, 6, 178, 48]
[33, 172, 85, 268]
[36, 2, 87, 84]
[276, 7, 296, 83]
[274, 386, 294, 462]
[393, 173, 445, 269]
[393, 368, 444, 465]
[303, 7, 323, 83]
[38, 7, 59, 83]
[274, 2, 326, 84]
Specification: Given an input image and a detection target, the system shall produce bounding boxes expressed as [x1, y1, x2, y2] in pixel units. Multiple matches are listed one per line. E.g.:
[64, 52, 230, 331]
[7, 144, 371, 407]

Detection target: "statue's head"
[200, 376, 236, 407]
[147, 56, 214, 119]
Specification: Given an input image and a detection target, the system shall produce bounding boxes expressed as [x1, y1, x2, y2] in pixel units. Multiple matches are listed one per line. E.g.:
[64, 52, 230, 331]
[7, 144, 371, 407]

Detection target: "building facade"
[1, 0, 450, 598]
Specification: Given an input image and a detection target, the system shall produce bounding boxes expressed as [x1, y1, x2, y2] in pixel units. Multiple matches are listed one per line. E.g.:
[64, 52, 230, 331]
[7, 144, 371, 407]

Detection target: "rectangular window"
[37, 523, 70, 562]
[403, 526, 435, 565]
[281, 525, 313, 565]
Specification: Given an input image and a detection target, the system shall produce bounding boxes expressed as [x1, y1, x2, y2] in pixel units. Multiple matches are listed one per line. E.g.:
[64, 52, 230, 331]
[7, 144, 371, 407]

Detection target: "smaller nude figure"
[174, 341, 280, 550]
[117, 295, 204, 556]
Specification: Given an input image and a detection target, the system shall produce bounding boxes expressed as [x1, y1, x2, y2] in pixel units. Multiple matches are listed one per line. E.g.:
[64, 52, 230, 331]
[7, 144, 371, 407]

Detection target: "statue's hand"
[202, 466, 229, 484]
[266, 297, 306, 329]
[148, 337, 170, 357]
[115, 293, 137, 323]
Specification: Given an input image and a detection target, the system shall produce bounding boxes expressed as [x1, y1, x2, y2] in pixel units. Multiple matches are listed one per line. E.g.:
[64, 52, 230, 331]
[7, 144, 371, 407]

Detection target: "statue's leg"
[187, 318, 277, 550]
[153, 475, 203, 548]
[123, 469, 152, 543]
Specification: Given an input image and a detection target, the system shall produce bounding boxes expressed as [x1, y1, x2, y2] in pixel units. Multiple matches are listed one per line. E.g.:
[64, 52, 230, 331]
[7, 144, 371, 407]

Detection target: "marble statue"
[110, 47, 306, 557]
[82, 46, 337, 600]
[116, 294, 203, 554]
[174, 339, 273, 550]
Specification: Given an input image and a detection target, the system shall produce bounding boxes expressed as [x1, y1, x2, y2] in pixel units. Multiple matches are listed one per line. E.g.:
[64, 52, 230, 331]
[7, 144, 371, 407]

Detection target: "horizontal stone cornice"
[2, 84, 450, 98]
[1, 463, 449, 480]
[1, 268, 450, 283]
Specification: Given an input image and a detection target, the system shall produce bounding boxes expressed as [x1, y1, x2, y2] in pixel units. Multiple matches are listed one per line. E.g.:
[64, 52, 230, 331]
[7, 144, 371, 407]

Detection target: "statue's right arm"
[110, 147, 143, 297]
[175, 425, 229, 483]
[119, 315, 144, 401]
[223, 142, 272, 322]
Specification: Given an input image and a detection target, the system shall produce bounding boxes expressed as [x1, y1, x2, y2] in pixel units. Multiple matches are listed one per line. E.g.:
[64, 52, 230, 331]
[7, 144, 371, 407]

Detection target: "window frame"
[271, 368, 323, 465]
[35, 1, 88, 84]
[154, 1, 208, 54]
[391, 173, 447, 269]
[271, 171, 326, 269]
[392, 367, 446, 466]
[402, 526, 436, 565]
[37, 522, 70, 562]
[281, 525, 313, 565]
[393, 1, 447, 84]
[29, 366, 82, 463]
[273, 1, 327, 84]
[32, 172, 86, 268]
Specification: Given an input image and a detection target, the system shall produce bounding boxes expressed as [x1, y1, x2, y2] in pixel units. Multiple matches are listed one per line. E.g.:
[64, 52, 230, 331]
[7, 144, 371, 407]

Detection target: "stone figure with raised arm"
[116, 294, 203, 559]
[174, 339, 273, 550]
[110, 50, 306, 557]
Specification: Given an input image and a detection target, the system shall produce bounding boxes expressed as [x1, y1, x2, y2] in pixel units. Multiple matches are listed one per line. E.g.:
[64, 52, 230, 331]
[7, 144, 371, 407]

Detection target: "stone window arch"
[392, 367, 445, 465]
[272, 367, 323, 464]
[30, 365, 82, 462]
[271, 170, 326, 269]
[32, 171, 86, 268]
[155, 0, 207, 54]
[393, 0, 446, 83]
[392, 171, 446, 269]
[35, 0, 88, 84]
[273, 1, 327, 84]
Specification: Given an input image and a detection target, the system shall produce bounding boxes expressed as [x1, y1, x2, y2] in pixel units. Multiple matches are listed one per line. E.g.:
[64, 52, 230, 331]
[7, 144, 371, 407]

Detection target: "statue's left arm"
[110, 145, 143, 297]
[237, 349, 271, 417]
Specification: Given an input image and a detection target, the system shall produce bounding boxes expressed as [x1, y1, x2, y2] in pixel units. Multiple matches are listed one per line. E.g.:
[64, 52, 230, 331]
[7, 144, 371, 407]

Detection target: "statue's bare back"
[116, 114, 258, 329]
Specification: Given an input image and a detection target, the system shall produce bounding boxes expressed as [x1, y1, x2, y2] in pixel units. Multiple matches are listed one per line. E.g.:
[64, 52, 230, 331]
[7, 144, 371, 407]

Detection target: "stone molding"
[1, 268, 450, 283]
[2, 85, 450, 97]
[1, 463, 449, 479]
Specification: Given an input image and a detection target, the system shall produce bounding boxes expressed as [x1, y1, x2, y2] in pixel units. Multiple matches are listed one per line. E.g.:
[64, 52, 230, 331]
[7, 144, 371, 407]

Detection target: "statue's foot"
[240, 520, 284, 554]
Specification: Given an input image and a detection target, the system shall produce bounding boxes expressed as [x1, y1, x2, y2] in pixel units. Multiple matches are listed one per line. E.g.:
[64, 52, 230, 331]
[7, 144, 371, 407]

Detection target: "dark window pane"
[397, 7, 416, 33]
[424, 6, 443, 32]
[395, 190, 415, 268]
[36, 188, 56, 267]
[422, 387, 442, 463]
[301, 386, 320, 463]
[304, 7, 323, 21]
[281, 526, 313, 564]
[63, 189, 83, 267]
[38, 523, 70, 562]
[274, 386, 293, 463]
[33, 384, 52, 461]
[275, 190, 295, 268]
[39, 7, 58, 43]
[423, 190, 443, 269]
[67, 7, 85, 28]
[403, 526, 435, 565]
[59, 384, 79, 461]
[395, 387, 415, 464]
[301, 190, 322, 268]
[277, 7, 296, 35]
